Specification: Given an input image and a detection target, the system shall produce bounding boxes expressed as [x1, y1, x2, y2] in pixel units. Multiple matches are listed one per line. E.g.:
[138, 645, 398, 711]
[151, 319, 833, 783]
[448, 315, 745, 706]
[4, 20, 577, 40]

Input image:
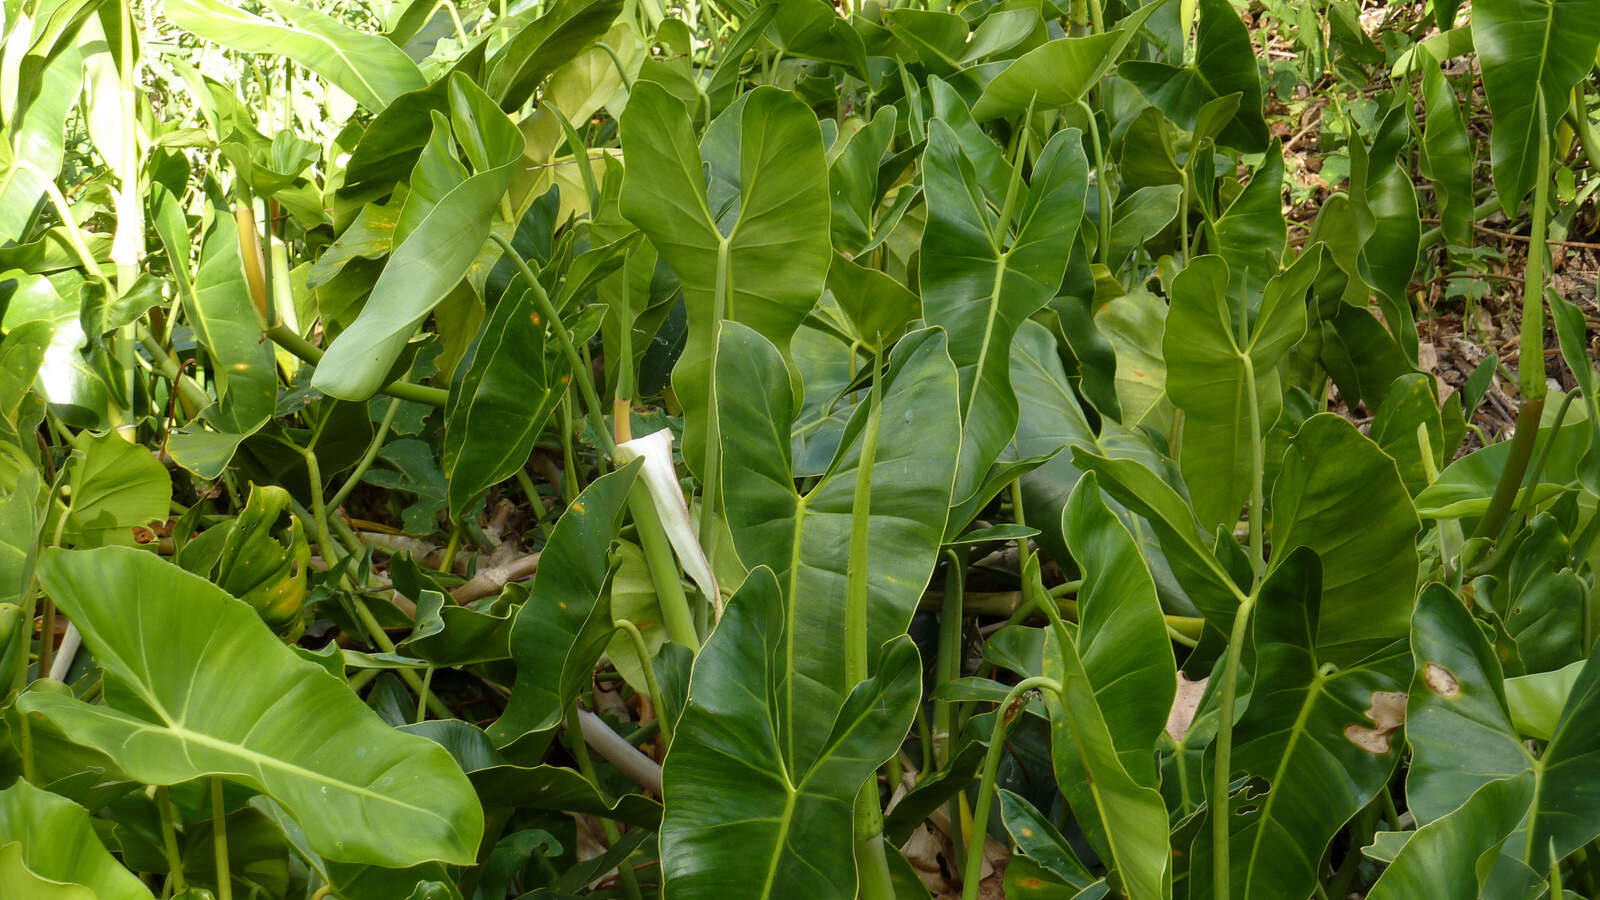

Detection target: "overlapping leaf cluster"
[0, 0, 1596, 898]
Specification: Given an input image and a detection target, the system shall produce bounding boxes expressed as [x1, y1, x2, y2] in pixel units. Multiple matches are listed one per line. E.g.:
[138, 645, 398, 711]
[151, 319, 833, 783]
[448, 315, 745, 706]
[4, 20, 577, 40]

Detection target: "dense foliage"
[0, 0, 1598, 897]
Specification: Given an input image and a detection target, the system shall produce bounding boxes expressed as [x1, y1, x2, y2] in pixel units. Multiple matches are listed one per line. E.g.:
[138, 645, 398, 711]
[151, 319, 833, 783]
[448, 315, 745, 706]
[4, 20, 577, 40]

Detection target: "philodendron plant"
[0, 0, 1597, 898]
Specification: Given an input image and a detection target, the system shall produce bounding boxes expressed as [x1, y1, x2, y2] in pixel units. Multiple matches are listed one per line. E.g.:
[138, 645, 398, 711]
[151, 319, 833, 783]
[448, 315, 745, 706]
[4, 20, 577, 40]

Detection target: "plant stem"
[37, 601, 53, 683]
[211, 778, 232, 900]
[1569, 89, 1600, 179]
[489, 232, 617, 458]
[1212, 592, 1258, 900]
[514, 468, 553, 541]
[415, 667, 434, 724]
[843, 352, 883, 688]
[1243, 355, 1266, 578]
[135, 322, 209, 416]
[961, 676, 1064, 900]
[615, 618, 673, 746]
[11, 581, 38, 695]
[934, 547, 967, 768]
[1080, 100, 1112, 263]
[628, 487, 699, 650]
[1469, 397, 1546, 548]
[263, 324, 447, 408]
[157, 786, 187, 894]
[300, 447, 339, 569]
[568, 701, 644, 900]
[1085, 0, 1104, 31]
[326, 398, 402, 514]
[1519, 98, 1551, 404]
[1515, 391, 1575, 525]
[844, 348, 894, 900]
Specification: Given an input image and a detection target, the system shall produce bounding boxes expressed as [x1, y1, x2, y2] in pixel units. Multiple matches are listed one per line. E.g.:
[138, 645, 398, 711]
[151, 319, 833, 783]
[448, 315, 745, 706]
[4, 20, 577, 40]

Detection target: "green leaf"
[314, 74, 521, 400]
[163, 0, 424, 112]
[21, 547, 483, 867]
[1107, 184, 1182, 271]
[1071, 448, 1244, 629]
[1367, 776, 1536, 900]
[1164, 253, 1309, 533]
[0, 469, 44, 611]
[1010, 320, 1176, 582]
[1189, 549, 1409, 900]
[828, 106, 898, 254]
[1269, 414, 1421, 663]
[1505, 660, 1585, 741]
[1406, 585, 1600, 872]
[1551, 290, 1600, 495]
[165, 201, 278, 478]
[1472, 0, 1600, 212]
[52, 431, 170, 548]
[466, 763, 661, 827]
[483, 0, 625, 110]
[0, 36, 80, 242]
[825, 254, 921, 353]
[766, 0, 869, 79]
[998, 789, 1096, 889]
[1095, 288, 1172, 431]
[1318, 304, 1418, 411]
[1041, 606, 1171, 899]
[400, 589, 516, 666]
[970, 0, 1169, 120]
[212, 484, 310, 638]
[619, 82, 832, 480]
[1482, 513, 1586, 673]
[920, 122, 1087, 503]
[881, 9, 969, 73]
[249, 797, 459, 900]
[1211, 146, 1287, 302]
[1350, 105, 1421, 355]
[442, 285, 575, 518]
[1416, 397, 1591, 519]
[1049, 474, 1177, 868]
[1419, 49, 1473, 253]
[660, 566, 923, 899]
[0, 780, 151, 899]
[361, 438, 448, 535]
[488, 461, 642, 754]
[716, 322, 958, 767]
[1064, 473, 1178, 764]
[1370, 374, 1447, 496]
[1119, 0, 1268, 152]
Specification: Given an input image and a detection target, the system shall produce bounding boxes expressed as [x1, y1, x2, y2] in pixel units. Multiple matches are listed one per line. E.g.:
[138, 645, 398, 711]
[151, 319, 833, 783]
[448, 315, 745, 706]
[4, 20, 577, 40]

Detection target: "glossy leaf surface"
[717, 322, 958, 767]
[660, 567, 922, 899]
[23, 547, 483, 867]
[920, 123, 1086, 502]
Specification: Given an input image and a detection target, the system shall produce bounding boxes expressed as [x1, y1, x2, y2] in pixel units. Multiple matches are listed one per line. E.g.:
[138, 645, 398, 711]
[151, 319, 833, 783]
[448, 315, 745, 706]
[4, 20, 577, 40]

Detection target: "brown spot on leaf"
[1424, 663, 1460, 697]
[1344, 690, 1408, 754]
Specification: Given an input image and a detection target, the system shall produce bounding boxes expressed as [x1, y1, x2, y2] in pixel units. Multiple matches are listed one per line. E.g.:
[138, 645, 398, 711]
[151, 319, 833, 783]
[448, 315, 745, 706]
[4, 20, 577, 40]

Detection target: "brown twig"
[1462, 221, 1600, 250]
[450, 552, 541, 605]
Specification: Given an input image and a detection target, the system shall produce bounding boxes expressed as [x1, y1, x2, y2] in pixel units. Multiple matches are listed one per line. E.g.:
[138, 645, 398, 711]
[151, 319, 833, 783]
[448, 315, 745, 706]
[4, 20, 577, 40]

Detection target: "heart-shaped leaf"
[22, 547, 483, 867]
[660, 566, 922, 899]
